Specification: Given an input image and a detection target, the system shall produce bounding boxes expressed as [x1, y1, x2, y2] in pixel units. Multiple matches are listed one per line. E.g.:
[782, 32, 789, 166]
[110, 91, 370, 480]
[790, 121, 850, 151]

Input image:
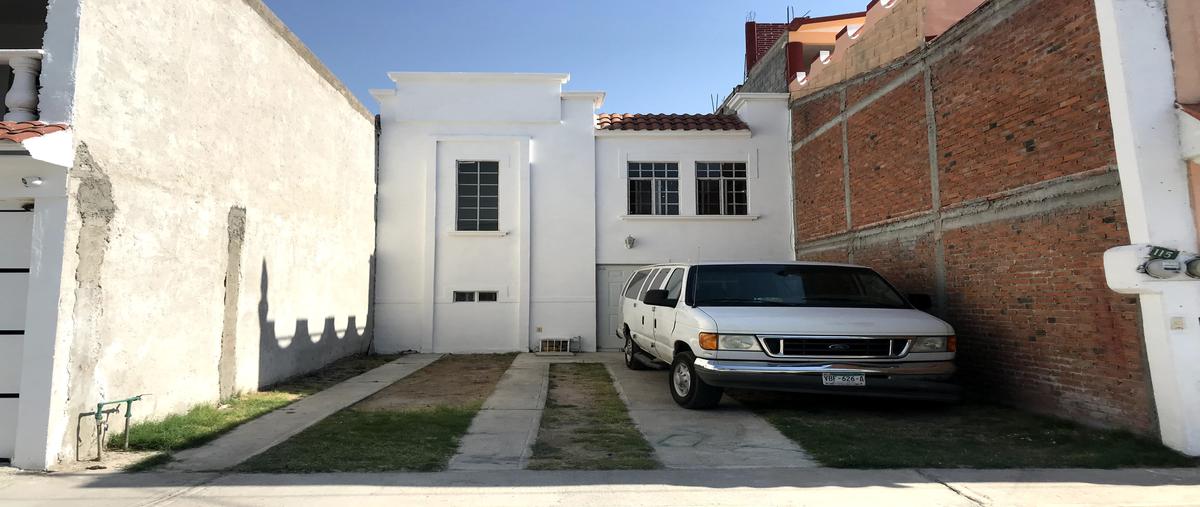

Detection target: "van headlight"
[718, 334, 760, 351]
[910, 336, 953, 353]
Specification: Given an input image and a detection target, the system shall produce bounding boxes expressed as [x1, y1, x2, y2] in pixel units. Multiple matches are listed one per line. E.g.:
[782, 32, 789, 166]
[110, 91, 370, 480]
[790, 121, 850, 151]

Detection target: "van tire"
[669, 351, 723, 409]
[624, 331, 650, 370]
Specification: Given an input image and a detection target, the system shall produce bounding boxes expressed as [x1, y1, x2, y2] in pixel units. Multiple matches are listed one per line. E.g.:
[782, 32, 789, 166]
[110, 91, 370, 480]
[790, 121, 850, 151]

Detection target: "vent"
[538, 337, 578, 355]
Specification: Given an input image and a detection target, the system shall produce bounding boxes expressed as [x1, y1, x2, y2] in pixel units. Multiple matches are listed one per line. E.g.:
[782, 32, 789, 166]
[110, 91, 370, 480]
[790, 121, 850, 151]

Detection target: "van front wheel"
[669, 351, 723, 409]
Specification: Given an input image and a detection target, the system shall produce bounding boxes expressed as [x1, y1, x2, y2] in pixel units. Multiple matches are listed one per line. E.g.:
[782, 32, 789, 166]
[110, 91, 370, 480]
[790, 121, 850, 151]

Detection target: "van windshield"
[691, 264, 910, 309]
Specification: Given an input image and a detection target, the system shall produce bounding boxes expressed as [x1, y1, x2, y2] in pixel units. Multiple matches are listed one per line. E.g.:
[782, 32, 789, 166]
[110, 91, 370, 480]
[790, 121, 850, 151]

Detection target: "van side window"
[664, 268, 685, 300]
[640, 268, 669, 300]
[623, 270, 649, 299]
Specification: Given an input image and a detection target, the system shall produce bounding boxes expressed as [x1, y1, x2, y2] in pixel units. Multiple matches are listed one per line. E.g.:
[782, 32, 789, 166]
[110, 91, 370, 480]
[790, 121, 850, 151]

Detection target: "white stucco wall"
[373, 73, 599, 353]
[595, 94, 794, 265]
[14, 0, 376, 469]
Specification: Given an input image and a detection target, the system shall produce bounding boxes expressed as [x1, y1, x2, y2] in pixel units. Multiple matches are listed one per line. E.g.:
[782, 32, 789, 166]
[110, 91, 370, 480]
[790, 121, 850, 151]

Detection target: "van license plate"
[822, 373, 866, 386]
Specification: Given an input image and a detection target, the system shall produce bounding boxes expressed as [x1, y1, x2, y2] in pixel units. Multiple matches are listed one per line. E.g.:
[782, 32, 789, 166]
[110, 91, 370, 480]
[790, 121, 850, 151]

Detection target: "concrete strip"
[602, 354, 817, 469]
[9, 467, 1200, 507]
[448, 353, 549, 470]
[164, 353, 442, 472]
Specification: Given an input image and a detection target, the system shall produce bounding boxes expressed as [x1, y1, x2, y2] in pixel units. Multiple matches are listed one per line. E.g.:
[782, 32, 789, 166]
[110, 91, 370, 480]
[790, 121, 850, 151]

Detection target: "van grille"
[760, 337, 909, 358]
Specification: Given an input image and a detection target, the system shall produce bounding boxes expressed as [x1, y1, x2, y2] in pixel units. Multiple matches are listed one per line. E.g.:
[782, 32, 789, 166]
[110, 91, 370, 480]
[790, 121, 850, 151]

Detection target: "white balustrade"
[1, 50, 44, 122]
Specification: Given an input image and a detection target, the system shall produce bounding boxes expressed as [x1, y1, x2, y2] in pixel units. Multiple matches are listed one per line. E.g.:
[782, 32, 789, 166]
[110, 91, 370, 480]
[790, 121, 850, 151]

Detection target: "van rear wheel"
[670, 351, 723, 409]
[624, 332, 650, 370]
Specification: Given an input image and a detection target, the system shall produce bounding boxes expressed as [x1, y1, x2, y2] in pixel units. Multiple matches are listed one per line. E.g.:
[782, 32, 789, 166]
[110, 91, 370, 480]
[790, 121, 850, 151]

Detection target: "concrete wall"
[373, 74, 598, 353]
[26, 0, 376, 468]
[596, 93, 794, 266]
[791, 0, 1155, 433]
[742, 36, 789, 94]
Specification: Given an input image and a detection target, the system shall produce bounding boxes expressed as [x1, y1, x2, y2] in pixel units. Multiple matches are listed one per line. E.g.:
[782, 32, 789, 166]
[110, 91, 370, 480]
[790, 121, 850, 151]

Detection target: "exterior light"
[21, 176, 43, 188]
[624, 235, 636, 249]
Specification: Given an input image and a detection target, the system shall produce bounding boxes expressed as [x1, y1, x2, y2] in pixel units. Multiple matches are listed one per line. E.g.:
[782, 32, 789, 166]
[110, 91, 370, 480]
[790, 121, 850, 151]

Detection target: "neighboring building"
[371, 73, 792, 354]
[768, 0, 1200, 455]
[0, 0, 375, 470]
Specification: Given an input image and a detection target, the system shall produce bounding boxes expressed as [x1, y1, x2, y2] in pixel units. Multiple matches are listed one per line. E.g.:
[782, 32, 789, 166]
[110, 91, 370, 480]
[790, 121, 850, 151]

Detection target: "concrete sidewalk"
[164, 353, 442, 472]
[3, 467, 1199, 506]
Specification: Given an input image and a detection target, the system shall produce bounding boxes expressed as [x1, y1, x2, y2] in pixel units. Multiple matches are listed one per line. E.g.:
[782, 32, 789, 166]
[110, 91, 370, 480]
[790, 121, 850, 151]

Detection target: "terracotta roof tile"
[595, 113, 749, 132]
[0, 121, 69, 143]
[1180, 103, 1200, 122]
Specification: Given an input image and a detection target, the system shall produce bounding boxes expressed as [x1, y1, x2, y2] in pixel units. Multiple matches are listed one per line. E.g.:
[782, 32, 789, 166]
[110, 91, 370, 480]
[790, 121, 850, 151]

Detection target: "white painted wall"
[1095, 0, 1200, 455]
[12, 0, 376, 470]
[373, 73, 599, 353]
[595, 93, 794, 265]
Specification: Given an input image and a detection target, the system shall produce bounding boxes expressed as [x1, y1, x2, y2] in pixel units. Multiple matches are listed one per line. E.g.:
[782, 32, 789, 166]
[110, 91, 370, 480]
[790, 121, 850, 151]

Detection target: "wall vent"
[538, 337, 578, 355]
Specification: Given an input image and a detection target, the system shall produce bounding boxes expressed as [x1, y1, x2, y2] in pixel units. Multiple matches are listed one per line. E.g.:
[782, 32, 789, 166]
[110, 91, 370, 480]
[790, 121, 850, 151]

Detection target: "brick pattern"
[750, 23, 788, 72]
[791, 93, 840, 144]
[851, 234, 937, 296]
[793, 130, 846, 241]
[933, 0, 1114, 205]
[790, 0, 1153, 432]
[847, 76, 932, 226]
[798, 247, 850, 264]
[944, 202, 1152, 431]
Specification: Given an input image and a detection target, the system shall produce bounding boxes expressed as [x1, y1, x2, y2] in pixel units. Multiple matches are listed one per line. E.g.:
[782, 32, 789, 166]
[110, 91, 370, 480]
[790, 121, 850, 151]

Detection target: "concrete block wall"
[38, 0, 376, 466]
[742, 35, 789, 94]
[791, 0, 1155, 432]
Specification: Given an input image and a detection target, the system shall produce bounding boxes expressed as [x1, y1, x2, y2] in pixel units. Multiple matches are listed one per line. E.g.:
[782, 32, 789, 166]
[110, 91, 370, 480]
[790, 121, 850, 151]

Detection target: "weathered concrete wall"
[791, 0, 1155, 432]
[742, 35, 788, 94]
[43, 0, 375, 466]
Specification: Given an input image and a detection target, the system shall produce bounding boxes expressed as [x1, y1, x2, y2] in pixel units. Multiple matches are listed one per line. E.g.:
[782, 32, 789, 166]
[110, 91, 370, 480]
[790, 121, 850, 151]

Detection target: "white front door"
[0, 201, 32, 460]
[596, 264, 644, 350]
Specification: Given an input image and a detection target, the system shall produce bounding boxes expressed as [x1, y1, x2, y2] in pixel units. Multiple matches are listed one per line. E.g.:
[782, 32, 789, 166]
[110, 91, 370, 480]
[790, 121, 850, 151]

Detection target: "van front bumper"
[692, 358, 961, 402]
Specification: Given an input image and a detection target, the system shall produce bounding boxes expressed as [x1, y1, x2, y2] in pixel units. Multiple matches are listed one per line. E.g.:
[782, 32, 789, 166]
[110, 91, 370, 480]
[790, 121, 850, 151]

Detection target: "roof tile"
[595, 113, 749, 132]
[0, 121, 70, 143]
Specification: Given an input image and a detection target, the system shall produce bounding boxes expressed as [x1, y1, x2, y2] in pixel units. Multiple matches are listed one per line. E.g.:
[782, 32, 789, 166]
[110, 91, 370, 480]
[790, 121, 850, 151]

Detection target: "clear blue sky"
[263, 0, 863, 114]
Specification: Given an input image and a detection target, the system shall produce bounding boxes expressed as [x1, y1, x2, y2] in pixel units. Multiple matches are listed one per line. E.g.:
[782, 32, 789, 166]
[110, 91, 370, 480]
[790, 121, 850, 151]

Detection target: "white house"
[372, 72, 793, 354]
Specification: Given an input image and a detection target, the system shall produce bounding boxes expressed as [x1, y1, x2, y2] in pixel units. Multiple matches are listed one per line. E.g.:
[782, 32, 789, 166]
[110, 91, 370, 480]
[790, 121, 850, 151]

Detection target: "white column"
[4, 56, 41, 122]
[1095, 0, 1200, 455]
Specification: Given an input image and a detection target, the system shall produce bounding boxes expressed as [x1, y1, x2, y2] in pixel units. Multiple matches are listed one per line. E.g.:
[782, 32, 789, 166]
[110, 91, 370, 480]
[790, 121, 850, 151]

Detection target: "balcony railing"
[1, 49, 44, 122]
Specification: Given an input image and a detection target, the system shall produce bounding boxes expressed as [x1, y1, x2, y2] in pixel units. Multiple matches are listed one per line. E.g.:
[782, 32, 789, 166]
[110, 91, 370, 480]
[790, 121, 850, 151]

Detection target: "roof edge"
[388, 72, 571, 84]
[240, 0, 372, 121]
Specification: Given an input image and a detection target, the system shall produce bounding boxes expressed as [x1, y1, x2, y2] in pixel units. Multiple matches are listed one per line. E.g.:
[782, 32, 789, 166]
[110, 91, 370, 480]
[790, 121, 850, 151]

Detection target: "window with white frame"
[627, 162, 679, 215]
[457, 161, 499, 231]
[696, 162, 748, 215]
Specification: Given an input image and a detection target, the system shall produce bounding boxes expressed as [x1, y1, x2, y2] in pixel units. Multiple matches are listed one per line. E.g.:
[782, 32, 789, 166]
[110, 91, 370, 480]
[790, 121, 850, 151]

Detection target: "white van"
[617, 262, 959, 408]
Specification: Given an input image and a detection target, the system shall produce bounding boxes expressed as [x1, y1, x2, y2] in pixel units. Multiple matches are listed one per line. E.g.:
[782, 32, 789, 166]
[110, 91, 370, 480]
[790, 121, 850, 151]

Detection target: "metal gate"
[595, 265, 644, 351]
[0, 201, 32, 460]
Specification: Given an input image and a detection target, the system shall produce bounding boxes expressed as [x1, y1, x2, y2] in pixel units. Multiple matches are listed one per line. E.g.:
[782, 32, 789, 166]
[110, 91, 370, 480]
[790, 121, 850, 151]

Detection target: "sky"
[263, 0, 864, 114]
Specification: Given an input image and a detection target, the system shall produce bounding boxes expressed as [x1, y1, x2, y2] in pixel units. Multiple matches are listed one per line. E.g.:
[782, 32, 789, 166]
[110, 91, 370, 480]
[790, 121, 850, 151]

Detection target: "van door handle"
[641, 316, 644, 325]
[653, 318, 657, 329]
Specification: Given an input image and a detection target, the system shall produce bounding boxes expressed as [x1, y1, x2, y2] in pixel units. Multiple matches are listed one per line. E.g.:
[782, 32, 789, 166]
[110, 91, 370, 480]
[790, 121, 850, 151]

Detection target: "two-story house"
[371, 73, 793, 354]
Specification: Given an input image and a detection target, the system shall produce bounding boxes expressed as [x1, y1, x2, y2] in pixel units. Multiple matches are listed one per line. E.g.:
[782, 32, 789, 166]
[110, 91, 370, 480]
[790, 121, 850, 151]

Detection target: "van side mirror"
[907, 293, 933, 312]
[643, 289, 674, 307]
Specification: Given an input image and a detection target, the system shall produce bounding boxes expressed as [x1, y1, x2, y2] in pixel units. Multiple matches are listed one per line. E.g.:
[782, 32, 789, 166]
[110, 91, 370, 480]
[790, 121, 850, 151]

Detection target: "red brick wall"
[793, 130, 847, 241]
[747, 22, 788, 73]
[791, 0, 1153, 432]
[933, 0, 1113, 205]
[847, 76, 932, 225]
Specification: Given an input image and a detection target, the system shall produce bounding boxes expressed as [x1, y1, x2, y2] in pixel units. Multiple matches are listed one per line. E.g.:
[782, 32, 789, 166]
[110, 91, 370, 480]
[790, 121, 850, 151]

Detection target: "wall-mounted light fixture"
[21, 176, 43, 188]
[624, 235, 636, 249]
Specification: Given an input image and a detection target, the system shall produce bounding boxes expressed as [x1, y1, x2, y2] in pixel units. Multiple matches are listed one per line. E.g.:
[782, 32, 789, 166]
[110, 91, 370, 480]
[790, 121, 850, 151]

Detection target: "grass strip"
[734, 391, 1198, 469]
[528, 363, 659, 470]
[236, 353, 517, 473]
[109, 353, 400, 462]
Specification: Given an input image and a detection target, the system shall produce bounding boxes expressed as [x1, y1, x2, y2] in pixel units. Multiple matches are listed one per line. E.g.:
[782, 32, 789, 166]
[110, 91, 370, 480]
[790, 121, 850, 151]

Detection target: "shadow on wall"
[255, 257, 374, 388]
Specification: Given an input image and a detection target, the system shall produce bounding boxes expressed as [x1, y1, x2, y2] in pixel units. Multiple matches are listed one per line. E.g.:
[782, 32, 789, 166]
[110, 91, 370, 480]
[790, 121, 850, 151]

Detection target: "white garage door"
[0, 201, 32, 461]
[596, 264, 645, 351]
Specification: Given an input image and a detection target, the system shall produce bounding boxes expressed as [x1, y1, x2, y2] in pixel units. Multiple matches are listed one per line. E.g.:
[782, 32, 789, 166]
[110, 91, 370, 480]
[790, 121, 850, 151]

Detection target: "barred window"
[457, 161, 499, 231]
[627, 162, 679, 215]
[696, 162, 748, 215]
